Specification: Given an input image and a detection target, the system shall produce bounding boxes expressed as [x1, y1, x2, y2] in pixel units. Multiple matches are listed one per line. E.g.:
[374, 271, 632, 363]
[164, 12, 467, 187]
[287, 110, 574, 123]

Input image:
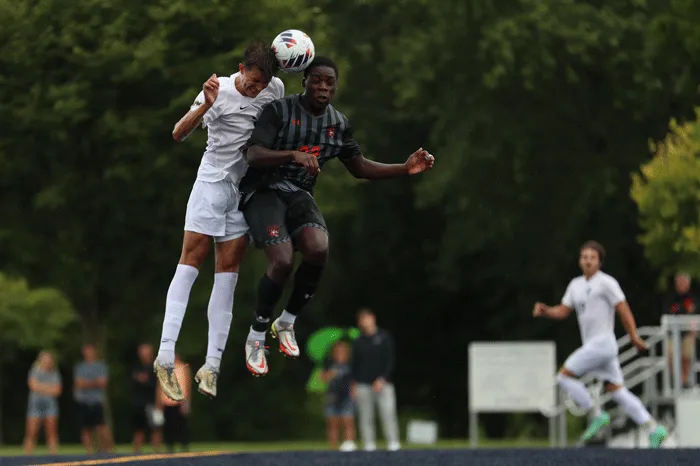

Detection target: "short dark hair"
[242, 41, 279, 83]
[581, 240, 606, 264]
[357, 307, 374, 318]
[303, 56, 339, 79]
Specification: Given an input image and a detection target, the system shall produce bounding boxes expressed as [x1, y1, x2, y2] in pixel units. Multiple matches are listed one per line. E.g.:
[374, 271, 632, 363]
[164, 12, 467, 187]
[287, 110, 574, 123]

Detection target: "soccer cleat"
[582, 411, 611, 442]
[649, 425, 668, 449]
[271, 318, 300, 358]
[194, 365, 219, 399]
[153, 360, 184, 402]
[245, 340, 269, 377]
[387, 441, 401, 452]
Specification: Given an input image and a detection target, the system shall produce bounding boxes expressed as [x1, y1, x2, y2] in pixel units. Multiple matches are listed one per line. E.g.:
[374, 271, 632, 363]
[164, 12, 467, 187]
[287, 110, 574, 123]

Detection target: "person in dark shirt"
[664, 272, 698, 388]
[322, 340, 357, 451]
[238, 56, 435, 377]
[131, 343, 162, 453]
[350, 308, 400, 451]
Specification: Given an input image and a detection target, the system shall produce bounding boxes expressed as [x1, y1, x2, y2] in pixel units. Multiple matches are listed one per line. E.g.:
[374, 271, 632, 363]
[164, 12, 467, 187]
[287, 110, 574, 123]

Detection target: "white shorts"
[563, 335, 624, 385]
[184, 179, 248, 243]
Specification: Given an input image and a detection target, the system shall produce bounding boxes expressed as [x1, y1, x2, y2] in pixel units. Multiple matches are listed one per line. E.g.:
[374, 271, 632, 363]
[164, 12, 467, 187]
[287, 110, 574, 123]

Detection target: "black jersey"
[240, 94, 362, 193]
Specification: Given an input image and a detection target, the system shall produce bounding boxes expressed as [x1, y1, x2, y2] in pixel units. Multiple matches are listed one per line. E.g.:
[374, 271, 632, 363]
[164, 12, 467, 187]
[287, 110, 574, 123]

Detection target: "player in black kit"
[239, 56, 434, 376]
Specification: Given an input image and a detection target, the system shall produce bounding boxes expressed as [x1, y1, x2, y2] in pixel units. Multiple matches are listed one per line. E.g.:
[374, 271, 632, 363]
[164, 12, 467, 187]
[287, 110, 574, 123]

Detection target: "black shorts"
[77, 403, 105, 429]
[241, 188, 328, 248]
[132, 405, 151, 432]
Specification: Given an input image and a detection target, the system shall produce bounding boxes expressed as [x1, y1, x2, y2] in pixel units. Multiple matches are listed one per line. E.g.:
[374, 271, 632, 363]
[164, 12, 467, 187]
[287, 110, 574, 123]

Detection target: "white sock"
[205, 272, 238, 371]
[247, 327, 266, 341]
[557, 374, 594, 412]
[611, 387, 654, 430]
[279, 309, 296, 325]
[157, 264, 199, 365]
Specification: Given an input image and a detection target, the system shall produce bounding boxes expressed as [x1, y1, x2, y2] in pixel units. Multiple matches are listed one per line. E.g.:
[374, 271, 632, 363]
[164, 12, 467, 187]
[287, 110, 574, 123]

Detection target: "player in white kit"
[533, 241, 668, 448]
[154, 42, 284, 401]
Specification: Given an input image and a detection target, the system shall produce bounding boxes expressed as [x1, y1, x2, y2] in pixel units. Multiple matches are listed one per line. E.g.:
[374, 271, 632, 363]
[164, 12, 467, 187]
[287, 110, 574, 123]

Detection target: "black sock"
[252, 274, 284, 332]
[285, 262, 325, 317]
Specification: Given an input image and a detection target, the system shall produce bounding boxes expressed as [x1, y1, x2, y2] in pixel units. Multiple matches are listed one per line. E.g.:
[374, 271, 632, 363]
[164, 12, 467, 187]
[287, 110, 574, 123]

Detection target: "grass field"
[0, 439, 550, 457]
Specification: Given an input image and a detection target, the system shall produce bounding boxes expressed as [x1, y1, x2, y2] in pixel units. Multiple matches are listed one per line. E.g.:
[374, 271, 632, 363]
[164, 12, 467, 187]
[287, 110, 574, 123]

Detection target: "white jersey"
[190, 73, 284, 185]
[561, 271, 626, 344]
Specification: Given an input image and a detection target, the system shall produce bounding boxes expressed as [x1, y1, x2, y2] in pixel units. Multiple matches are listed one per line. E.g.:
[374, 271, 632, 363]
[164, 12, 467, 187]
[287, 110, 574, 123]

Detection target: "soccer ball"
[272, 29, 315, 73]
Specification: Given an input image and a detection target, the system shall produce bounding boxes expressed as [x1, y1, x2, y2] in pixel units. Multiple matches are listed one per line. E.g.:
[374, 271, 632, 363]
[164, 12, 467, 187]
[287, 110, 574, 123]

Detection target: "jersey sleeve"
[561, 281, 575, 309]
[244, 102, 283, 150]
[604, 277, 626, 307]
[338, 120, 362, 161]
[190, 88, 227, 128]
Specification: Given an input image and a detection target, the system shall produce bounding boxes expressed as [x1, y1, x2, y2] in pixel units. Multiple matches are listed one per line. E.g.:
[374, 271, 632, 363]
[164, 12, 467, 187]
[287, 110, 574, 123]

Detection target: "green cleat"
[582, 411, 611, 441]
[649, 425, 667, 449]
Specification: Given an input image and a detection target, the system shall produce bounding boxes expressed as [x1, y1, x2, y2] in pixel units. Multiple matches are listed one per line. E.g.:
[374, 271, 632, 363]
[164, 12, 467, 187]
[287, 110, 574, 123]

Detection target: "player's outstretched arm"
[342, 148, 435, 180]
[533, 302, 572, 320]
[615, 301, 648, 351]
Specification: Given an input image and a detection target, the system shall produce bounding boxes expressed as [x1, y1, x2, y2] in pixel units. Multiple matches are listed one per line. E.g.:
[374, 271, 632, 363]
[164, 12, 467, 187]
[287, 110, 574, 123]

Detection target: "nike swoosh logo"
[240, 105, 249, 110]
[257, 358, 266, 370]
[284, 334, 298, 353]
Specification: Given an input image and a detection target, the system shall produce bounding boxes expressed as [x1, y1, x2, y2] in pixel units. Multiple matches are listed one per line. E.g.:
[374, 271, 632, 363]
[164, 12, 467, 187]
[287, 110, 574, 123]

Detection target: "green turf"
[0, 439, 550, 456]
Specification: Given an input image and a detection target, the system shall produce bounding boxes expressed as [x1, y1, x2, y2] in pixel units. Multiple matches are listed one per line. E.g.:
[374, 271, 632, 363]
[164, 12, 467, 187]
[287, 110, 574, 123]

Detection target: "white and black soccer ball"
[272, 29, 315, 73]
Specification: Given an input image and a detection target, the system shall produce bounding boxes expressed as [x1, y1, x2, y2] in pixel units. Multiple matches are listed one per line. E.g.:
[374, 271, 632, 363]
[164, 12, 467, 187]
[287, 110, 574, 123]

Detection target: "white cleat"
[153, 360, 184, 402]
[387, 441, 401, 451]
[194, 365, 219, 398]
[271, 318, 300, 358]
[245, 340, 269, 377]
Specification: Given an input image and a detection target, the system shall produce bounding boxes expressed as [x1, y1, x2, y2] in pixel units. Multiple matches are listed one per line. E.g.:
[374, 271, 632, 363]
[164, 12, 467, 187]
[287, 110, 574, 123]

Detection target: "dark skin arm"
[342, 149, 434, 179]
[245, 145, 321, 176]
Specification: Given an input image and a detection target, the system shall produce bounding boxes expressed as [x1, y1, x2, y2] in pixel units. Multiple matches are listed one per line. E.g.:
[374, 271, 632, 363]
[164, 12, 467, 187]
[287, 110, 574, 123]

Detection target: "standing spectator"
[74, 343, 112, 453]
[321, 340, 357, 451]
[131, 343, 162, 453]
[664, 272, 699, 388]
[350, 308, 401, 452]
[157, 353, 191, 453]
[24, 351, 62, 455]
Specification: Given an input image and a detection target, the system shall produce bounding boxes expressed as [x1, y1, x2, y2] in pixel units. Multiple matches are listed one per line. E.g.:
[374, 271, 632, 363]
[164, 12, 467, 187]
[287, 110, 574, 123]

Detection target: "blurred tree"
[631, 110, 700, 285]
[0, 272, 77, 444]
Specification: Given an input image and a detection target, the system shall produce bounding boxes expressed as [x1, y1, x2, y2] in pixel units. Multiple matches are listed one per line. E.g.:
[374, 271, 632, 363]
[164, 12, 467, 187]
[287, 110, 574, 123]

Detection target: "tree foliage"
[631, 110, 700, 284]
[2, 0, 700, 442]
[0, 273, 77, 351]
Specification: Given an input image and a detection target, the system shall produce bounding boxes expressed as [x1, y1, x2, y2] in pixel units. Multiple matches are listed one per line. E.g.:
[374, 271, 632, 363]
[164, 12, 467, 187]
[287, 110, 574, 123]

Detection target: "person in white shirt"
[154, 42, 284, 401]
[533, 240, 668, 448]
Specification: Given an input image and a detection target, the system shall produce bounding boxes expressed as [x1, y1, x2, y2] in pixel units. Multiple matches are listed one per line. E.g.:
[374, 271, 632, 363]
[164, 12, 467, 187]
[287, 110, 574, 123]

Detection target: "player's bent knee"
[269, 253, 294, 279]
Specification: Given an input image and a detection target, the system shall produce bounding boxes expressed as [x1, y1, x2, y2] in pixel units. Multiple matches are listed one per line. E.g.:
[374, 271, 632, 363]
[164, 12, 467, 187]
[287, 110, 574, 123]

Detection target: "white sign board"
[469, 342, 556, 413]
[406, 420, 438, 445]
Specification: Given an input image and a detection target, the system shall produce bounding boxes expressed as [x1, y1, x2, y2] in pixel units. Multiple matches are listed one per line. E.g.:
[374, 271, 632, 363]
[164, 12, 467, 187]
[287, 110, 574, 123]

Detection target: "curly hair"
[242, 41, 279, 83]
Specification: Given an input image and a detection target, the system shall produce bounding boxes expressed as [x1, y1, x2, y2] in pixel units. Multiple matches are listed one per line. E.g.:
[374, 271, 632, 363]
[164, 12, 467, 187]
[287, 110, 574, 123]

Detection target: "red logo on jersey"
[298, 145, 321, 157]
[327, 126, 336, 138]
[267, 225, 281, 238]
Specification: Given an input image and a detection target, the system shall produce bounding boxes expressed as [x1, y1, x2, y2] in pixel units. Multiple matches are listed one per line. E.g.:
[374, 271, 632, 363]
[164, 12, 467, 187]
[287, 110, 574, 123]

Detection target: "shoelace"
[247, 344, 270, 362]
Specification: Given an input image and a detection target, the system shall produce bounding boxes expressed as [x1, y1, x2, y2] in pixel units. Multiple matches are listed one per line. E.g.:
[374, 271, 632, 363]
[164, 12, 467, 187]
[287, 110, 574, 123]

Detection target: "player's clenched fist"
[533, 302, 547, 317]
[203, 74, 219, 106]
[292, 151, 321, 176]
[405, 147, 435, 175]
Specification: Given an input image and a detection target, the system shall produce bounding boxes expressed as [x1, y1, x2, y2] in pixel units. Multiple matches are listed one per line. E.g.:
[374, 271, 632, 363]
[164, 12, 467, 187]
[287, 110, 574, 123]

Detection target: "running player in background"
[154, 42, 284, 401]
[238, 56, 435, 376]
[533, 240, 668, 448]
